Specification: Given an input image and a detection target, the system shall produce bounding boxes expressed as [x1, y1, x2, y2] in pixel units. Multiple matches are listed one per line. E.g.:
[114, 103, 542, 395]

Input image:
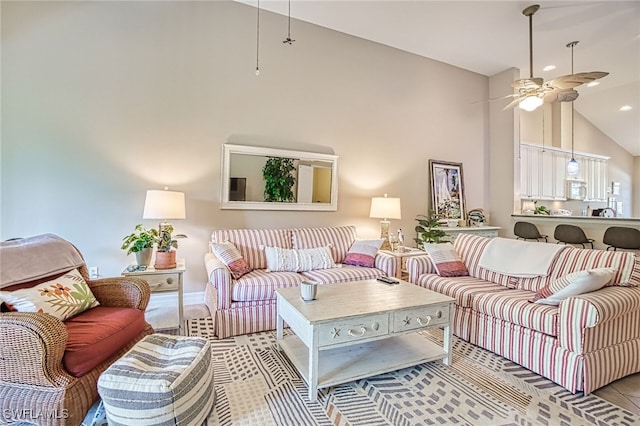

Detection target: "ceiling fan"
[504, 4, 609, 112]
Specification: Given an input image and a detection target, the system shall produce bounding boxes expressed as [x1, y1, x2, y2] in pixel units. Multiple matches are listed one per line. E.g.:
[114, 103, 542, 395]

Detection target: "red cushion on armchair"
[63, 306, 147, 377]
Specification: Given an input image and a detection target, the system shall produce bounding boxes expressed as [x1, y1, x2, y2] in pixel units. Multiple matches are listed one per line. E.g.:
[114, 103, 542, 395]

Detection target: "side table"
[379, 248, 426, 279]
[122, 259, 185, 335]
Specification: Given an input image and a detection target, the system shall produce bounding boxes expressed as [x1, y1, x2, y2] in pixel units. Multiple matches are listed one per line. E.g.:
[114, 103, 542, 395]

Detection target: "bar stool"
[514, 221, 548, 242]
[554, 224, 595, 249]
[603, 227, 640, 251]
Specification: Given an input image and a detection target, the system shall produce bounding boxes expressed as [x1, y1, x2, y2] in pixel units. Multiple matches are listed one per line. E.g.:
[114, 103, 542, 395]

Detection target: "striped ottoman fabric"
[97, 334, 215, 425]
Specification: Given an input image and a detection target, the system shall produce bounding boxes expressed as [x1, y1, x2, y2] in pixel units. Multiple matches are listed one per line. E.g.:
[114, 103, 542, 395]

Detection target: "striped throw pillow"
[423, 243, 469, 277]
[210, 241, 252, 279]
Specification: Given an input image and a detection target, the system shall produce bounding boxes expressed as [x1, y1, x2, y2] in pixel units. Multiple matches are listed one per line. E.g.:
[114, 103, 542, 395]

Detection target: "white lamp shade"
[142, 190, 186, 220]
[369, 196, 401, 220]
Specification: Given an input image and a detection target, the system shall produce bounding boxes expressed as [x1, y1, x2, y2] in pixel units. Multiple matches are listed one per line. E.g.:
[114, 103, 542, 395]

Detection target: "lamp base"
[379, 220, 391, 251]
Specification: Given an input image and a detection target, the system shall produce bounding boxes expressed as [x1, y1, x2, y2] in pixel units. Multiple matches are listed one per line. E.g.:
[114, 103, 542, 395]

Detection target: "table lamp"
[142, 188, 186, 233]
[369, 194, 401, 250]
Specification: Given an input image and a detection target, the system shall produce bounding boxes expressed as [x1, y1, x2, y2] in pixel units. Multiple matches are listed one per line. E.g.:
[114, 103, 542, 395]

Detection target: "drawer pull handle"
[436, 310, 443, 319]
[417, 316, 432, 326]
[372, 322, 379, 331]
[348, 327, 366, 337]
[166, 278, 174, 285]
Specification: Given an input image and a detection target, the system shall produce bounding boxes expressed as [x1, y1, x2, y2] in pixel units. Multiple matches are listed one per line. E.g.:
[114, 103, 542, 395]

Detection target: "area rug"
[84, 318, 639, 426]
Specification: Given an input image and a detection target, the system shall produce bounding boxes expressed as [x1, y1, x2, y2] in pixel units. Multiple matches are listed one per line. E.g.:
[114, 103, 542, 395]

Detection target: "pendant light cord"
[283, 0, 295, 44]
[255, 0, 260, 75]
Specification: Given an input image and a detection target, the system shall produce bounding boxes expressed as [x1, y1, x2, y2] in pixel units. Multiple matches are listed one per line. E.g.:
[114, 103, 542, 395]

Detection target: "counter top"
[512, 214, 640, 225]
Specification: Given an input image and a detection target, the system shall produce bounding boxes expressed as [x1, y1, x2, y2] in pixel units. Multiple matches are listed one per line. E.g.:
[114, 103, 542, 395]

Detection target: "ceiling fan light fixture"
[519, 95, 544, 111]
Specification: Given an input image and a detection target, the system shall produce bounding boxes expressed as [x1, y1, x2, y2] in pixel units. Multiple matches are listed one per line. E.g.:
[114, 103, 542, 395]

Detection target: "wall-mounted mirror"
[221, 144, 338, 211]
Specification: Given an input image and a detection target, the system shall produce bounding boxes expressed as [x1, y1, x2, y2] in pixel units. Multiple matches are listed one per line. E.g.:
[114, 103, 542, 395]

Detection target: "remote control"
[377, 276, 399, 285]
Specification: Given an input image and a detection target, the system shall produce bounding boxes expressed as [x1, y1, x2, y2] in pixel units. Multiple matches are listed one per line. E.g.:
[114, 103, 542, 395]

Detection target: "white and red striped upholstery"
[407, 233, 640, 395]
[206, 226, 396, 339]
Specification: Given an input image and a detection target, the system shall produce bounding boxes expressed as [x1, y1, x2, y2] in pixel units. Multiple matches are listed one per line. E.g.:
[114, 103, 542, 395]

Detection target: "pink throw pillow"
[210, 241, 252, 279]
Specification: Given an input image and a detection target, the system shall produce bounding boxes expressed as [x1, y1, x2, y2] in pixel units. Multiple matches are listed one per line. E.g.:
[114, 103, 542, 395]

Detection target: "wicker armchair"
[0, 234, 153, 426]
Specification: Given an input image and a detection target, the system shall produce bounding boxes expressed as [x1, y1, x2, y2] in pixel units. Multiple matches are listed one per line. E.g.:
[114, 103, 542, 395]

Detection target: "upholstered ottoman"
[98, 334, 215, 425]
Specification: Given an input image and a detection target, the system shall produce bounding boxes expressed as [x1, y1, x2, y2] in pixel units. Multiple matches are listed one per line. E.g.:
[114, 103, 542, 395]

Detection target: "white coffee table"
[275, 279, 455, 401]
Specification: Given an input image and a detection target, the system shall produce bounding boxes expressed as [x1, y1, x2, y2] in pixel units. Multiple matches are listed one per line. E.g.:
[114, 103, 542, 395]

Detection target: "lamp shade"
[142, 190, 186, 220]
[369, 196, 401, 220]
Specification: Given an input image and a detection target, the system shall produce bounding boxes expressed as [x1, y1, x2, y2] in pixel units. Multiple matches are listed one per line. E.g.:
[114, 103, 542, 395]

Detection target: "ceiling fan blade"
[546, 71, 609, 89]
[512, 77, 544, 89]
[472, 93, 519, 105]
[543, 88, 579, 103]
[502, 95, 527, 111]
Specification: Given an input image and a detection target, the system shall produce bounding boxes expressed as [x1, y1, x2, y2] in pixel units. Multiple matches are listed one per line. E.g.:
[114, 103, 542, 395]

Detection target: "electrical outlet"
[89, 266, 99, 279]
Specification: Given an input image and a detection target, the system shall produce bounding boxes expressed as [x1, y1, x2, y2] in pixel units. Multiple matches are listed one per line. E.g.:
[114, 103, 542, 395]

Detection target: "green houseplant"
[262, 157, 296, 202]
[414, 211, 447, 247]
[154, 225, 179, 269]
[121, 224, 158, 266]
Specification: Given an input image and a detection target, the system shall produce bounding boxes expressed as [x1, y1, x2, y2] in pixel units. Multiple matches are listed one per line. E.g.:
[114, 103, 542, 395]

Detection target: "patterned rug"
[84, 318, 639, 426]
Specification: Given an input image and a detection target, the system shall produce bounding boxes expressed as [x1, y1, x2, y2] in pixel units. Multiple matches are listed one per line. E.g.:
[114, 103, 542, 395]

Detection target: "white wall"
[1, 1, 491, 292]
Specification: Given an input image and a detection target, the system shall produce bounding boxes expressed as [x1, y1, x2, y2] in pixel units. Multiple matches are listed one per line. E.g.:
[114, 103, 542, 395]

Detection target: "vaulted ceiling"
[237, 1, 640, 156]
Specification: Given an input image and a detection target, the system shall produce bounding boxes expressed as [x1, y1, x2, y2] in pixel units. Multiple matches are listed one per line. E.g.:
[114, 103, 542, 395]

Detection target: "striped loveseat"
[204, 226, 396, 338]
[407, 233, 640, 395]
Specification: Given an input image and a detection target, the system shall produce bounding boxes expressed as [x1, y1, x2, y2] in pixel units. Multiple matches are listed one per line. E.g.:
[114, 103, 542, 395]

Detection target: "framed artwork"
[429, 159, 466, 221]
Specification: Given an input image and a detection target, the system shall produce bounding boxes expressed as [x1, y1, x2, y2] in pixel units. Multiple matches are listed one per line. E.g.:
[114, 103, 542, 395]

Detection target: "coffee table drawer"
[318, 314, 389, 346]
[392, 304, 449, 332]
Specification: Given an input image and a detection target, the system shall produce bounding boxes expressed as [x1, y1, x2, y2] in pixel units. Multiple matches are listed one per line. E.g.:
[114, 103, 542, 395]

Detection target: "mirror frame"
[220, 144, 339, 211]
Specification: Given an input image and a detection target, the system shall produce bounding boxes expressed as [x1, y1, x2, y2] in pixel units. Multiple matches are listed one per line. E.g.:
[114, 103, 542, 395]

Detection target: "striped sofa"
[204, 226, 396, 338]
[407, 233, 640, 395]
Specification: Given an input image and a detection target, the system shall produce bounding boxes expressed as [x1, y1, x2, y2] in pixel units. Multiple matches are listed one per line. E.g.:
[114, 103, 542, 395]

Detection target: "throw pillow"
[532, 267, 617, 306]
[423, 243, 469, 277]
[263, 246, 336, 272]
[0, 268, 100, 321]
[343, 239, 384, 268]
[210, 241, 252, 279]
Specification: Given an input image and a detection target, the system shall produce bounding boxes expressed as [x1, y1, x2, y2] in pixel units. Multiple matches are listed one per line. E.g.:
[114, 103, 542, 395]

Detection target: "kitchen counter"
[511, 214, 640, 251]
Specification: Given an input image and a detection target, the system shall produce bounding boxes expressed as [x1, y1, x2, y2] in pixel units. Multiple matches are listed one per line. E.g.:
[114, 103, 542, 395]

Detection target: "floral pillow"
[0, 268, 100, 321]
[343, 239, 384, 268]
[264, 246, 336, 272]
[210, 241, 253, 279]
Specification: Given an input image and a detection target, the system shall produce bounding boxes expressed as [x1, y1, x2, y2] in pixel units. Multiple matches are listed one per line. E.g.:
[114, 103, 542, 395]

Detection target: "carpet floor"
[83, 318, 639, 426]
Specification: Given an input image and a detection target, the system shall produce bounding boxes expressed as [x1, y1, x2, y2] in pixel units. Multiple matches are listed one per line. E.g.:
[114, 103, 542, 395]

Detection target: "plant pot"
[135, 248, 153, 267]
[154, 251, 176, 270]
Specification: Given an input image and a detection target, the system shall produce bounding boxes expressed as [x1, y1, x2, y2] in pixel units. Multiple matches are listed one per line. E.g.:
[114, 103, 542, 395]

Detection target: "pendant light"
[282, 0, 295, 45]
[566, 41, 579, 175]
[255, 0, 261, 76]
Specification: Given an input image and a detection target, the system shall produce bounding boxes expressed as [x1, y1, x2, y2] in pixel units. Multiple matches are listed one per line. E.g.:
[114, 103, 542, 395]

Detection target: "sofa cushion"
[472, 289, 558, 336]
[292, 226, 357, 263]
[416, 274, 508, 308]
[211, 229, 292, 270]
[63, 306, 146, 377]
[264, 246, 336, 272]
[546, 248, 639, 288]
[301, 265, 385, 284]
[231, 269, 305, 302]
[532, 267, 616, 306]
[0, 269, 100, 321]
[423, 243, 469, 277]
[210, 241, 252, 279]
[343, 239, 384, 268]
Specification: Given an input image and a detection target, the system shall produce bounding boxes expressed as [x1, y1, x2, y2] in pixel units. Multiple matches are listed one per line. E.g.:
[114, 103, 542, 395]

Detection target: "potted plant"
[414, 211, 447, 247]
[154, 225, 179, 269]
[121, 224, 158, 266]
[262, 157, 296, 202]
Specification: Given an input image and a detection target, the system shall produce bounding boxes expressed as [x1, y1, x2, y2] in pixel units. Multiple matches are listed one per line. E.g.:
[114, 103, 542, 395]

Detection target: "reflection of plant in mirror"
[262, 157, 296, 202]
[414, 211, 447, 245]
